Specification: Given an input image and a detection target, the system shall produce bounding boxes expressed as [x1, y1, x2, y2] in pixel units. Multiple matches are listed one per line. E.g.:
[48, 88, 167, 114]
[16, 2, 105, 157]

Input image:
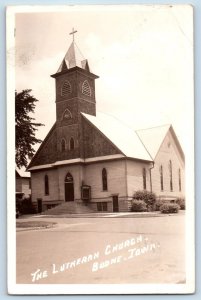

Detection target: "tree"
[15, 89, 44, 168]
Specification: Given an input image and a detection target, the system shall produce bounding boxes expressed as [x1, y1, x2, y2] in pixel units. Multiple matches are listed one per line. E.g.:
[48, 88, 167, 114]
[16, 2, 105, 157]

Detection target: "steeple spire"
[55, 29, 91, 73]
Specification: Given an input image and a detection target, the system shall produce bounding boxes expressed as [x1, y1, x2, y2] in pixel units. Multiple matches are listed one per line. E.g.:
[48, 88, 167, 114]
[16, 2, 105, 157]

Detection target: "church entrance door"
[65, 173, 74, 202]
[37, 198, 43, 213]
[112, 195, 119, 212]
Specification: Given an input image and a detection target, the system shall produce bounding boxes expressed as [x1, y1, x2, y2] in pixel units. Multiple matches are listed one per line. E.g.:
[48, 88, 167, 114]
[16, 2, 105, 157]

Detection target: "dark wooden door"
[65, 182, 74, 201]
[37, 199, 42, 213]
[65, 173, 74, 202]
[112, 196, 119, 212]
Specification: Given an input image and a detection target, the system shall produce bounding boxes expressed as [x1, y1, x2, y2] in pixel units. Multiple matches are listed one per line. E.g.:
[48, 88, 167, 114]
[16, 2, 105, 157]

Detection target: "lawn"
[16, 221, 56, 229]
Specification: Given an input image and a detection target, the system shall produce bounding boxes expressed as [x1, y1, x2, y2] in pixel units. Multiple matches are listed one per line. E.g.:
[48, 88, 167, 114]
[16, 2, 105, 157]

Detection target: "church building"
[28, 32, 185, 214]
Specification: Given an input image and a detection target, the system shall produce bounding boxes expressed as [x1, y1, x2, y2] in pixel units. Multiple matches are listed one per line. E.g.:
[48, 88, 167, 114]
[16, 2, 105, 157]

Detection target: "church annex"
[28, 32, 185, 213]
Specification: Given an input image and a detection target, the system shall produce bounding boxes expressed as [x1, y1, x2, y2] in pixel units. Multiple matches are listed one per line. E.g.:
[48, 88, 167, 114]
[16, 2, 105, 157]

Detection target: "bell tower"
[50, 29, 99, 160]
[51, 29, 99, 128]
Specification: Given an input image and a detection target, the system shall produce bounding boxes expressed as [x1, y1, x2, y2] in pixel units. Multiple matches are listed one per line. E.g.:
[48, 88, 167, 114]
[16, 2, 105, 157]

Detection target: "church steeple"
[51, 30, 99, 124]
[56, 28, 90, 73]
[48, 30, 99, 161]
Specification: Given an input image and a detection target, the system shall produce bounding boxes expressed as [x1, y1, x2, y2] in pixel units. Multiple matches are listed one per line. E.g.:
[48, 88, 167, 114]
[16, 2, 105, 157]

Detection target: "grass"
[16, 221, 56, 229]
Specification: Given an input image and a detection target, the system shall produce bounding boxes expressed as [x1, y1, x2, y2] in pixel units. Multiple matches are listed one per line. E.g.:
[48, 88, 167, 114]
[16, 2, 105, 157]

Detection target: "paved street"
[16, 212, 185, 284]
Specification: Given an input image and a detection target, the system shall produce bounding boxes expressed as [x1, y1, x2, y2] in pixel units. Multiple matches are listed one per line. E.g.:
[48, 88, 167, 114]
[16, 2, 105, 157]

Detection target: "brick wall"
[31, 129, 57, 166]
[118, 198, 132, 212]
[55, 70, 96, 121]
[55, 72, 77, 103]
[77, 71, 96, 103]
[78, 98, 96, 116]
[90, 201, 113, 212]
[30, 66, 99, 168]
[56, 124, 80, 161]
[30, 124, 81, 167]
[56, 98, 79, 125]
[82, 117, 121, 158]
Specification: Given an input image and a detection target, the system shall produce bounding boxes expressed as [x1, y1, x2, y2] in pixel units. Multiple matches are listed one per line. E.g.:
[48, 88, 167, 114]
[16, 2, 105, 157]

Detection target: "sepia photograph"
[7, 4, 194, 294]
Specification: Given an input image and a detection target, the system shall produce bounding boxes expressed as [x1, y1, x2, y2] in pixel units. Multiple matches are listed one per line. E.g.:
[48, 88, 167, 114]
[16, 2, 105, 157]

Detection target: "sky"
[14, 5, 193, 154]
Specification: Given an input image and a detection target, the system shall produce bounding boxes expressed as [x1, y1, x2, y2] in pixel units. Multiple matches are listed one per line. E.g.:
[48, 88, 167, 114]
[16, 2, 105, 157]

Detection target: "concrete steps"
[42, 201, 95, 215]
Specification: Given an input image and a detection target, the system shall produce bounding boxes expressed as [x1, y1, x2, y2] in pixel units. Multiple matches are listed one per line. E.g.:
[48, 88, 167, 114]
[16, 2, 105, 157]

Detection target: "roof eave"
[51, 66, 99, 79]
[169, 125, 185, 162]
[126, 156, 153, 163]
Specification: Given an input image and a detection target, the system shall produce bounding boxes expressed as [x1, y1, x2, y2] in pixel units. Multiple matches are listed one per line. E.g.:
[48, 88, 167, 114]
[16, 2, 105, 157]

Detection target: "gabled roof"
[27, 113, 184, 171]
[57, 42, 90, 73]
[16, 167, 30, 178]
[136, 124, 171, 160]
[81, 112, 153, 162]
[27, 123, 57, 170]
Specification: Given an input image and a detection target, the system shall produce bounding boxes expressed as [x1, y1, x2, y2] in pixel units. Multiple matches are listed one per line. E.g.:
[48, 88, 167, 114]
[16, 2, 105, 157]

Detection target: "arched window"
[61, 139, 66, 152]
[102, 168, 108, 191]
[61, 80, 72, 96]
[82, 80, 91, 97]
[169, 160, 173, 191]
[65, 172, 73, 183]
[178, 168, 181, 191]
[69, 137, 75, 150]
[44, 175, 49, 195]
[160, 165, 164, 191]
[62, 108, 72, 120]
[142, 168, 146, 190]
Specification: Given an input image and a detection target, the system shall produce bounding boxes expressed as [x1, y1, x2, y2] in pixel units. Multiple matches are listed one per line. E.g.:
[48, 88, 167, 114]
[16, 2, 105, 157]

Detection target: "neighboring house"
[27, 38, 185, 213]
[16, 168, 31, 200]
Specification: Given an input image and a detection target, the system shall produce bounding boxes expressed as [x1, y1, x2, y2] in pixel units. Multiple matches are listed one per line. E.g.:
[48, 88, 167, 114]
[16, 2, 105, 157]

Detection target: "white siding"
[21, 178, 31, 197]
[31, 129, 185, 211]
[31, 169, 59, 203]
[151, 131, 185, 199]
[57, 165, 83, 201]
[84, 160, 127, 201]
[126, 160, 152, 197]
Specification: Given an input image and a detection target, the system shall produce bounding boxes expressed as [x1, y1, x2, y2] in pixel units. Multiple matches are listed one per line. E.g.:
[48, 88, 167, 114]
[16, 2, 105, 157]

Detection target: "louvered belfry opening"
[82, 80, 91, 96]
[62, 80, 72, 96]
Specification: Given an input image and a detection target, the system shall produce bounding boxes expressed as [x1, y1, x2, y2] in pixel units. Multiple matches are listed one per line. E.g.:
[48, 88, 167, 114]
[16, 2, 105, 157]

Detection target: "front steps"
[42, 201, 95, 215]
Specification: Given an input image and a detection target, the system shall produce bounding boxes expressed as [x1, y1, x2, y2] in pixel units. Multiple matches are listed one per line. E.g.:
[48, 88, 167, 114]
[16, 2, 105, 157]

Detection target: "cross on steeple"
[69, 28, 77, 42]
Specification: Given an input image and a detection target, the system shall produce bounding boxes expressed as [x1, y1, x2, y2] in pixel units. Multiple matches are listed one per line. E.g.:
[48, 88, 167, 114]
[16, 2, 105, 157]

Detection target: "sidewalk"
[16, 211, 185, 232]
[29, 211, 184, 218]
